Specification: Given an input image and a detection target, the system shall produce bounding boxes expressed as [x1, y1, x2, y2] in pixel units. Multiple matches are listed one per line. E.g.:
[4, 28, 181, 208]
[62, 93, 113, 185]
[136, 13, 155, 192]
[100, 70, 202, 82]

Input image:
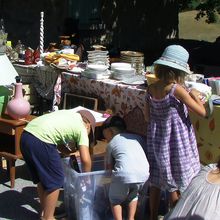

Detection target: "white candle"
[39, 11, 44, 55]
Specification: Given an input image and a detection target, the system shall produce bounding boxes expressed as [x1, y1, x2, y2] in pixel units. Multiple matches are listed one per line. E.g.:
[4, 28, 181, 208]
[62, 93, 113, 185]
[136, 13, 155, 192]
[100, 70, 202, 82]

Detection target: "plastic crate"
[62, 157, 113, 220]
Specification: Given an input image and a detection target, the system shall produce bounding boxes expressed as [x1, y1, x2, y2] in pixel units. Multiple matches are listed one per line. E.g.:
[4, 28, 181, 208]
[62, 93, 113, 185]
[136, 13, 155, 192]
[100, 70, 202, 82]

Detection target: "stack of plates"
[82, 64, 110, 80]
[111, 62, 131, 71]
[87, 50, 110, 67]
[120, 51, 144, 75]
[110, 62, 136, 81]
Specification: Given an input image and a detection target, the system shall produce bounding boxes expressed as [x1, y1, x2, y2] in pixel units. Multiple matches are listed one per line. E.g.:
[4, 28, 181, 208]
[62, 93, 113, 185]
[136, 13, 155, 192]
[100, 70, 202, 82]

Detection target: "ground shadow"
[0, 186, 40, 220]
[0, 161, 33, 188]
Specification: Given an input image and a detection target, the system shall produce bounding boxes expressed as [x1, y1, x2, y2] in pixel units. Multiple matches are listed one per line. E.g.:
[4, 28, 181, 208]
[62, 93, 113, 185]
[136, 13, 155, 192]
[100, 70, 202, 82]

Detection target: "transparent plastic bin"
[62, 157, 113, 220]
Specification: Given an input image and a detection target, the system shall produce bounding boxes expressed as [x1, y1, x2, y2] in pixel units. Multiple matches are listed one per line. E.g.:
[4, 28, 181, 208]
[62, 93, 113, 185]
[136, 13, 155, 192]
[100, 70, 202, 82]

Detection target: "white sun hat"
[153, 45, 191, 74]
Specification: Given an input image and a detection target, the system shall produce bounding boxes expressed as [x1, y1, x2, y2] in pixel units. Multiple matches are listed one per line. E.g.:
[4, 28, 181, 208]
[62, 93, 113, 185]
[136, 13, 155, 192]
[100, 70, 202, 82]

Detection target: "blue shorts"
[20, 131, 64, 192]
[109, 182, 144, 205]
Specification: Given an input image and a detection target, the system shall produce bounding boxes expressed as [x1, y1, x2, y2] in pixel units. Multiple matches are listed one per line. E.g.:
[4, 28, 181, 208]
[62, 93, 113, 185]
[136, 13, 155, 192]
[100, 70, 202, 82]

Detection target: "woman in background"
[165, 158, 220, 220]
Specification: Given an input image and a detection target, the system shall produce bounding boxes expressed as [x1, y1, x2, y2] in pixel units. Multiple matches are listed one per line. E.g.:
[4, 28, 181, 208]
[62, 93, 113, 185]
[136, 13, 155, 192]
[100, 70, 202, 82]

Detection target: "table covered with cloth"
[54, 72, 147, 136]
[55, 72, 220, 165]
[14, 64, 220, 164]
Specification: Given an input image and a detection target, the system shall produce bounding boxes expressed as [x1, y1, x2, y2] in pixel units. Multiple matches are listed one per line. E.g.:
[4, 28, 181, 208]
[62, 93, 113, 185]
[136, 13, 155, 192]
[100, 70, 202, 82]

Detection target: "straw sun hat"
[154, 45, 191, 74]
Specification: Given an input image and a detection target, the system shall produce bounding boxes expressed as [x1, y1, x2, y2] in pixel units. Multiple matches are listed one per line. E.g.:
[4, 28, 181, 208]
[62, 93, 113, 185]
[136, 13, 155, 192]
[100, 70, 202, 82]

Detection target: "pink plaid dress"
[146, 84, 200, 192]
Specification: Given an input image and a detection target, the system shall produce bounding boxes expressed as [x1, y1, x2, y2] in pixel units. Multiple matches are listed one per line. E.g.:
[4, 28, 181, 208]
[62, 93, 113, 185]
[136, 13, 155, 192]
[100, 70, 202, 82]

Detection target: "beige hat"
[78, 109, 96, 138]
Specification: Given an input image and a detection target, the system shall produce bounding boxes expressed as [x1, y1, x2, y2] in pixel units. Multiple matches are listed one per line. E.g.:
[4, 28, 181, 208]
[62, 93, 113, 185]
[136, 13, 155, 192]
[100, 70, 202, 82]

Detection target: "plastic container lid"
[213, 98, 220, 105]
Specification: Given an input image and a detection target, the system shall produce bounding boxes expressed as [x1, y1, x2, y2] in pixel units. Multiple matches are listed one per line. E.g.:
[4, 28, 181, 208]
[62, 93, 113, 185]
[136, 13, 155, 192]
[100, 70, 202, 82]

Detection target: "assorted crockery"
[120, 51, 145, 75]
[87, 50, 110, 67]
[110, 62, 136, 81]
[82, 63, 110, 80]
[111, 62, 131, 71]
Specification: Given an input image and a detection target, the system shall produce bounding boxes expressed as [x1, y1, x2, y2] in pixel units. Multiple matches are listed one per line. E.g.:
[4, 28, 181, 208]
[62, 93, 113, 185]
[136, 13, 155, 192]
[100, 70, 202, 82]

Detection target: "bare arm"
[78, 145, 92, 172]
[174, 85, 207, 117]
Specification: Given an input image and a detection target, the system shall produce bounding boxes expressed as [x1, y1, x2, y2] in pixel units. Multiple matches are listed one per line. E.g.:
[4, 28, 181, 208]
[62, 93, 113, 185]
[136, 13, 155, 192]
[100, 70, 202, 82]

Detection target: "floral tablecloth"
[57, 72, 220, 164]
[55, 72, 147, 136]
[13, 65, 220, 164]
[190, 106, 220, 165]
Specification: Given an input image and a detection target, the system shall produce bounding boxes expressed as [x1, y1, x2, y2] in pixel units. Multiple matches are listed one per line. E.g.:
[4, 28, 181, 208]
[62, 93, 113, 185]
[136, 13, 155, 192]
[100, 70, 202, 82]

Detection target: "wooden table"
[0, 114, 36, 188]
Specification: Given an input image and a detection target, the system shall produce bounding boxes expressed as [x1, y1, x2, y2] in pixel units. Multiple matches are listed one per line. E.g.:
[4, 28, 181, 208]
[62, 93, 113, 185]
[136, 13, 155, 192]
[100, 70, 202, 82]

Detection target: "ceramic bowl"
[87, 64, 108, 72]
[113, 67, 135, 74]
[111, 62, 131, 70]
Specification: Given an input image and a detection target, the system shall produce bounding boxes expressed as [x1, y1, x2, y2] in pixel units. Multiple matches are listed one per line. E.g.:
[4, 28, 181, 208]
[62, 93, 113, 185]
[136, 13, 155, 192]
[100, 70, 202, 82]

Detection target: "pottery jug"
[6, 76, 31, 119]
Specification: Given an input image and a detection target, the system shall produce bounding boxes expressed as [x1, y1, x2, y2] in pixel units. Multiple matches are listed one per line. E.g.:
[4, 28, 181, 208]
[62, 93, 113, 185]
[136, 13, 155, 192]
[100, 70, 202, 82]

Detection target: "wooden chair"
[62, 93, 98, 111]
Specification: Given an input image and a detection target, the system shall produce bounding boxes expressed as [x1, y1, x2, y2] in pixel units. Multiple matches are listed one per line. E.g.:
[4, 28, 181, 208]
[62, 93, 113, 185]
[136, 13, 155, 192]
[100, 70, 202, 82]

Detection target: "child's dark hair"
[102, 115, 126, 132]
[154, 64, 187, 84]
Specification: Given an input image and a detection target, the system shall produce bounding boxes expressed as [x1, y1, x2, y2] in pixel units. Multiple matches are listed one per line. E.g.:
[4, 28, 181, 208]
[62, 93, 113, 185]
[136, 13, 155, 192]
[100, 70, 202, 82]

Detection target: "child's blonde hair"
[154, 64, 187, 84]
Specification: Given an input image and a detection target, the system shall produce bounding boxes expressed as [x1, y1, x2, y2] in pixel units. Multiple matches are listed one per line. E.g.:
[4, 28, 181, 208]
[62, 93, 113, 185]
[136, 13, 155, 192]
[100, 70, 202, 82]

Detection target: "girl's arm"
[174, 84, 207, 117]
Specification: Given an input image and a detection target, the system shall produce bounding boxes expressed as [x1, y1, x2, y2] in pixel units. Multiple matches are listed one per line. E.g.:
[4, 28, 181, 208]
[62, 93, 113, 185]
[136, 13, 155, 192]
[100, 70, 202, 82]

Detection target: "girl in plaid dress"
[144, 45, 208, 220]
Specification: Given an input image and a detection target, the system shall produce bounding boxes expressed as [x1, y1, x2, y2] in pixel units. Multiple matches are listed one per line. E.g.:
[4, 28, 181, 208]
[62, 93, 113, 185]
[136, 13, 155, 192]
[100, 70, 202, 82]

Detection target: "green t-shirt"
[24, 110, 89, 146]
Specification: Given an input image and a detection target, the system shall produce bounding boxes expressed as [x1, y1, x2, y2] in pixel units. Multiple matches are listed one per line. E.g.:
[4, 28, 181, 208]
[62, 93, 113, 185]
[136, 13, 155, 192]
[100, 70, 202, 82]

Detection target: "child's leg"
[37, 182, 61, 219]
[111, 204, 123, 220]
[37, 183, 45, 216]
[41, 188, 60, 220]
[127, 199, 138, 220]
[149, 186, 161, 220]
[169, 190, 180, 208]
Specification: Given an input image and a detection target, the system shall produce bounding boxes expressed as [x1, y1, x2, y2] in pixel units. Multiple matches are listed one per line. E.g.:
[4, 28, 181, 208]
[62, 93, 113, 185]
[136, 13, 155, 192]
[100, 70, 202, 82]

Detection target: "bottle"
[15, 40, 26, 60]
[0, 18, 7, 54]
[0, 18, 5, 34]
[33, 47, 40, 64]
[24, 47, 34, 65]
[6, 76, 31, 120]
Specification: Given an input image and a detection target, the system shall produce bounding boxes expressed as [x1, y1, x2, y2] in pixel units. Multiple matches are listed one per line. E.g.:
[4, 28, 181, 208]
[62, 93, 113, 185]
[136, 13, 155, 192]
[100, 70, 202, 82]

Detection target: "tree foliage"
[179, 0, 220, 23]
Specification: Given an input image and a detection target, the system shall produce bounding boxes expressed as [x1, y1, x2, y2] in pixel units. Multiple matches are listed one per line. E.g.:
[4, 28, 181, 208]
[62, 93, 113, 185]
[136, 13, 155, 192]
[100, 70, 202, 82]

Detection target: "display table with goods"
[13, 62, 220, 164]
[58, 72, 220, 165]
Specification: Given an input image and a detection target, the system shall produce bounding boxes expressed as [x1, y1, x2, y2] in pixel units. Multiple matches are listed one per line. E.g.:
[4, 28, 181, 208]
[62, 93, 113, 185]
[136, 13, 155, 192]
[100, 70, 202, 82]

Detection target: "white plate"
[113, 67, 135, 74]
[87, 50, 109, 55]
[82, 69, 110, 79]
[121, 80, 144, 85]
[111, 62, 131, 70]
[121, 75, 145, 85]
[87, 64, 109, 71]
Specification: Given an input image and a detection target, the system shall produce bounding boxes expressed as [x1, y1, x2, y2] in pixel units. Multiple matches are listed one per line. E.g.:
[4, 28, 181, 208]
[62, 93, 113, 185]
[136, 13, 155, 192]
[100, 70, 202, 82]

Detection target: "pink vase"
[6, 82, 31, 120]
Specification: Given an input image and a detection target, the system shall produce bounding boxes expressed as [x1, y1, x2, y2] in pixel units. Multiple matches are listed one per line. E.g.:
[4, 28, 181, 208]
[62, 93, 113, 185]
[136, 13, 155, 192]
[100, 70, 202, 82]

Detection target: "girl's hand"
[189, 88, 201, 100]
[175, 85, 207, 117]
[189, 88, 206, 104]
